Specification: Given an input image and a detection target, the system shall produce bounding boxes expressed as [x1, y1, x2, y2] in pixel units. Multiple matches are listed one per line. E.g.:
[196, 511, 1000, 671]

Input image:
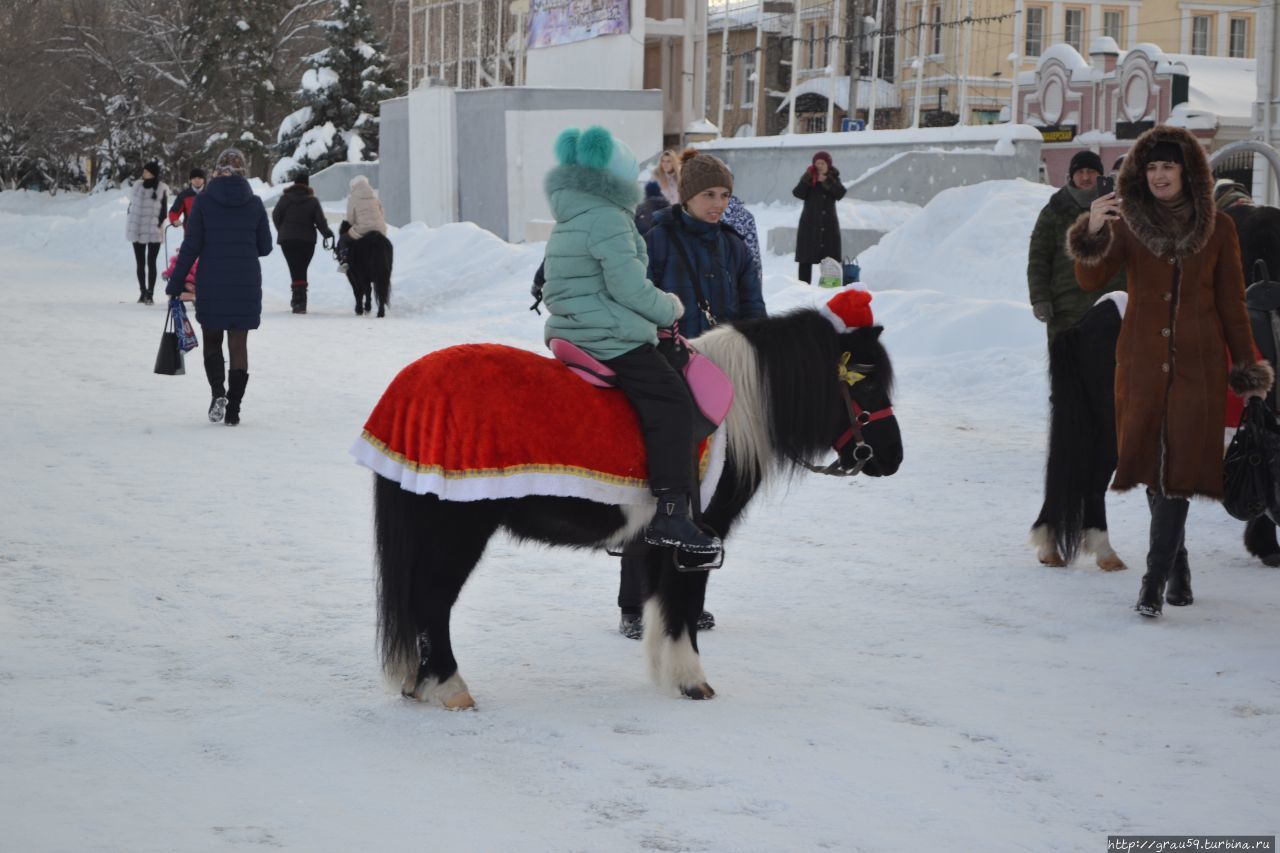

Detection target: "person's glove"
[665, 291, 686, 316]
[323, 235, 334, 250]
[1032, 301, 1054, 323]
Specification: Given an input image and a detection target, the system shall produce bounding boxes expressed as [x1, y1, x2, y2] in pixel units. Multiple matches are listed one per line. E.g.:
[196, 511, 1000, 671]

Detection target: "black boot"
[291, 283, 307, 314]
[1243, 516, 1280, 567]
[144, 285, 155, 305]
[137, 283, 147, 304]
[1137, 492, 1189, 617]
[203, 352, 227, 423]
[1165, 548, 1194, 606]
[644, 491, 722, 554]
[224, 369, 249, 426]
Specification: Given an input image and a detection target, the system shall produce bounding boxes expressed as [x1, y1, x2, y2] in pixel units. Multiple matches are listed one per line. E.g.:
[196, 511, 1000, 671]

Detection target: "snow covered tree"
[273, 0, 402, 182]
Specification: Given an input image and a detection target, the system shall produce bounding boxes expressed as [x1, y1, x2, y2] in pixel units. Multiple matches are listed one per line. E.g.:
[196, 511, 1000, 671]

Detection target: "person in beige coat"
[345, 174, 387, 238]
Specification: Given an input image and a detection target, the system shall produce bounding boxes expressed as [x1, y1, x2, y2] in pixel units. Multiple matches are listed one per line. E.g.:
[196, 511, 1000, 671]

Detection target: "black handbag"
[153, 308, 185, 375]
[1223, 398, 1280, 521]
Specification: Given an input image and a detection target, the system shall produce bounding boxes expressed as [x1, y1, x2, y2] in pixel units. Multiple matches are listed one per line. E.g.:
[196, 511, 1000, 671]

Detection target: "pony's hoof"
[1261, 553, 1280, 568]
[1097, 554, 1128, 571]
[681, 683, 715, 700]
[1039, 553, 1067, 568]
[443, 691, 476, 711]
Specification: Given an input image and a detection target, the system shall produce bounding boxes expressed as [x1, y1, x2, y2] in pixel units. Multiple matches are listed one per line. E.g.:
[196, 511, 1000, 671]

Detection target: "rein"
[799, 351, 894, 477]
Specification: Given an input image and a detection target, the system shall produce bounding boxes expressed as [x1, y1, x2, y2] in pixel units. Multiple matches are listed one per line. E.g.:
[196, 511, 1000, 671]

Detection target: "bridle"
[800, 351, 895, 477]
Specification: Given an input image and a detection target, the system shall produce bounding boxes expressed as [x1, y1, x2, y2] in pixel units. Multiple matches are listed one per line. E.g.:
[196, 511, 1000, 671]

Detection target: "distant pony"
[1032, 276, 1280, 569]
[353, 302, 903, 708]
[1030, 294, 1128, 570]
[341, 220, 393, 317]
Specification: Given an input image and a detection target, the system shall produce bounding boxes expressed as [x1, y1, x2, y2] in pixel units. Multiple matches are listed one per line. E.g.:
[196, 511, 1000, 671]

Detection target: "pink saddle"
[549, 337, 735, 427]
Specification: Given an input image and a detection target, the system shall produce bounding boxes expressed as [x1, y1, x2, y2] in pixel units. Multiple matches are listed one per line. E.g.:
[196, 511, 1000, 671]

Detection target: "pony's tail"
[1037, 323, 1096, 564]
[370, 232, 393, 308]
[373, 474, 425, 687]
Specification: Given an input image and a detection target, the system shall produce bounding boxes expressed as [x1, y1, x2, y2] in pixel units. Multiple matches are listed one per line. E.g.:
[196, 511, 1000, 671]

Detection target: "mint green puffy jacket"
[542, 164, 682, 361]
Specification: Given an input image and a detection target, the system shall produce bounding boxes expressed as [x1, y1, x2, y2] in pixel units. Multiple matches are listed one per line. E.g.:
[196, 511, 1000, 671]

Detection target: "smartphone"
[1095, 175, 1115, 199]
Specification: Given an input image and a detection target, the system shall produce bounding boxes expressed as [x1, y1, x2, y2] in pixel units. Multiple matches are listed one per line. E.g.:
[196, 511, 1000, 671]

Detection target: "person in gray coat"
[125, 161, 170, 304]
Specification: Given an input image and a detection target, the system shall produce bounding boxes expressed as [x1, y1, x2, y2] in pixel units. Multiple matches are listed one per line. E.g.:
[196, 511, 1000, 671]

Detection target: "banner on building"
[527, 0, 630, 49]
[1039, 125, 1077, 143]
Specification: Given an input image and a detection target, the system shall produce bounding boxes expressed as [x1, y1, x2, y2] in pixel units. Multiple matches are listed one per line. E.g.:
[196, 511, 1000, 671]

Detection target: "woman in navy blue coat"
[166, 148, 273, 426]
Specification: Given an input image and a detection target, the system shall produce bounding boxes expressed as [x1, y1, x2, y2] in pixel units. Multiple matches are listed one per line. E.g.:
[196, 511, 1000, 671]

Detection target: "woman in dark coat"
[1068, 124, 1273, 617]
[792, 150, 846, 283]
[271, 171, 334, 314]
[165, 147, 273, 426]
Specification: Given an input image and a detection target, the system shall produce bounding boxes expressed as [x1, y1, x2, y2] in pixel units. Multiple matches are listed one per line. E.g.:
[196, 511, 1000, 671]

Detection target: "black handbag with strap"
[153, 308, 185, 375]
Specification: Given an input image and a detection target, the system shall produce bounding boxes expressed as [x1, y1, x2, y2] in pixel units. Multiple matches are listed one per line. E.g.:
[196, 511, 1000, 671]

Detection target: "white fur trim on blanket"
[350, 423, 728, 510]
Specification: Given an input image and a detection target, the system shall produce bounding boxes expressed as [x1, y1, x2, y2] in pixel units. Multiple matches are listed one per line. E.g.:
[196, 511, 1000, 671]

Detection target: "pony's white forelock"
[692, 326, 773, 487]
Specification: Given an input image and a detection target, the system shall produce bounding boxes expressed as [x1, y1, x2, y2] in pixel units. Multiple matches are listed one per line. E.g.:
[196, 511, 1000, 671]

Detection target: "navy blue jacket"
[644, 205, 766, 338]
[166, 175, 273, 330]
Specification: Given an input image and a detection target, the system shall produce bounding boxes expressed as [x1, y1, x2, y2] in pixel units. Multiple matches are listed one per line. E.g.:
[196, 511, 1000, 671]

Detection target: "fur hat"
[292, 171, 310, 186]
[677, 148, 733, 203]
[214, 148, 247, 176]
[1108, 125, 1215, 258]
[1068, 150, 1104, 181]
[553, 126, 638, 185]
[142, 161, 162, 178]
[189, 167, 206, 181]
[820, 286, 874, 332]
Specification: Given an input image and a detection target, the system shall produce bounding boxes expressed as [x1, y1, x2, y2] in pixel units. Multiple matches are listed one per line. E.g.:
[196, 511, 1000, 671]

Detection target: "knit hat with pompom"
[676, 148, 733, 203]
[553, 126, 638, 185]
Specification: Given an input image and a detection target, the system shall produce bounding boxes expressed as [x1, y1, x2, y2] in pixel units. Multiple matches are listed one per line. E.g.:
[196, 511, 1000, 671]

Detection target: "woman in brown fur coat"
[1067, 125, 1274, 617]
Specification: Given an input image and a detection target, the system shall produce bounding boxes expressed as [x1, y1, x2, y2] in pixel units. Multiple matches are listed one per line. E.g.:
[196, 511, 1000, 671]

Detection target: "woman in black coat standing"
[165, 148, 273, 426]
[271, 171, 334, 314]
[792, 150, 846, 283]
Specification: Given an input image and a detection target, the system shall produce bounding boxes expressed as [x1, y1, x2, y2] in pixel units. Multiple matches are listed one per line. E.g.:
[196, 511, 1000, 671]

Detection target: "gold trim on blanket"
[360, 429, 711, 486]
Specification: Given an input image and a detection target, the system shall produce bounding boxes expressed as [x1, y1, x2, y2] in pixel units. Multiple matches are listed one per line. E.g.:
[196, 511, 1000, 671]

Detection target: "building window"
[1024, 7, 1044, 57]
[820, 22, 830, 68]
[1229, 18, 1248, 58]
[742, 53, 757, 107]
[724, 58, 735, 108]
[1191, 15, 1210, 55]
[1064, 9, 1084, 52]
[1103, 10, 1123, 45]
[972, 108, 1002, 124]
[931, 5, 942, 55]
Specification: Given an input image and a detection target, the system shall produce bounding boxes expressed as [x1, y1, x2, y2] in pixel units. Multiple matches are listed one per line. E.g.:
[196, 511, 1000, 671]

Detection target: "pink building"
[1017, 37, 1257, 186]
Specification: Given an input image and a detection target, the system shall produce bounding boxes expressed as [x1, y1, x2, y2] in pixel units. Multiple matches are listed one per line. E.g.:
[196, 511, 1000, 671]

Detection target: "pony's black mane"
[732, 308, 893, 467]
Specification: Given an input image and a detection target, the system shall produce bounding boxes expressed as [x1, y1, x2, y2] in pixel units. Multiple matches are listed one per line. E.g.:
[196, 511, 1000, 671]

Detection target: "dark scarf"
[142, 176, 159, 199]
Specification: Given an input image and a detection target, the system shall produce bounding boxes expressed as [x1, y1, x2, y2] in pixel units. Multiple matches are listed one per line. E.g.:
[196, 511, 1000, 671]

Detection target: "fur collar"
[1115, 125, 1216, 258]
[544, 164, 641, 212]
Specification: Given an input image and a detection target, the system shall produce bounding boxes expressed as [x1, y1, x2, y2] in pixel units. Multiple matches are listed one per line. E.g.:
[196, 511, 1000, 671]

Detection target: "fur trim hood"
[543, 163, 642, 217]
[1115, 124, 1216, 258]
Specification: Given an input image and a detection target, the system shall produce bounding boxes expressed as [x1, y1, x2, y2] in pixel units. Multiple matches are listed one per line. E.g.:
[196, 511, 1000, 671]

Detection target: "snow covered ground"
[1, 181, 1278, 851]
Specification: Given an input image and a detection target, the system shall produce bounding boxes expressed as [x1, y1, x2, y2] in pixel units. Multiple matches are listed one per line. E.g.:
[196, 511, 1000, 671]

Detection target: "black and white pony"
[342, 221, 393, 317]
[1030, 294, 1129, 570]
[371, 309, 902, 708]
[1031, 282, 1280, 570]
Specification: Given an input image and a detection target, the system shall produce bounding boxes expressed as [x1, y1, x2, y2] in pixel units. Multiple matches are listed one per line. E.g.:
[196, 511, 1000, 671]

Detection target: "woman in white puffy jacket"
[345, 174, 387, 238]
[125, 161, 171, 304]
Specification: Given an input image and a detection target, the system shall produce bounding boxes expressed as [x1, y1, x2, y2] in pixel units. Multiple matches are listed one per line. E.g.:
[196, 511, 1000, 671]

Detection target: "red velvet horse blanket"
[350, 343, 725, 506]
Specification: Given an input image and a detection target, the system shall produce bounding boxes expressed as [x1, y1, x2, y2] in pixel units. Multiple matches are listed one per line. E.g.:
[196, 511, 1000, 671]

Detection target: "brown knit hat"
[676, 148, 733, 203]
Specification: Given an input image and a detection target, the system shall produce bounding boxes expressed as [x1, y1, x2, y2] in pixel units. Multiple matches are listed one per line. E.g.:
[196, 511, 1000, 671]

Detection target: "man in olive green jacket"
[1028, 150, 1125, 342]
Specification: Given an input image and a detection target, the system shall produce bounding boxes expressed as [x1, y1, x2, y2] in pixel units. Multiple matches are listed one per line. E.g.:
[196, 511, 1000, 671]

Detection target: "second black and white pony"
[360, 305, 903, 709]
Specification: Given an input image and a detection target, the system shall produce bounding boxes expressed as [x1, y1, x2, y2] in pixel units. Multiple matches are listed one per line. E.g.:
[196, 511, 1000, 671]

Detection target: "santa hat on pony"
[819, 285, 875, 332]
